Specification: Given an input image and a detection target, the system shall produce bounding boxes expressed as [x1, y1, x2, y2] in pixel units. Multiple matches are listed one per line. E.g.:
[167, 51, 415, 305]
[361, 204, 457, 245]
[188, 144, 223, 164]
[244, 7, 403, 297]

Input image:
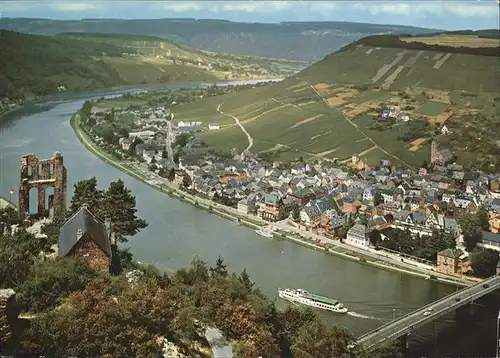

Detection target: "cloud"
[210, 1, 294, 13]
[1, 2, 31, 13]
[48, 2, 100, 12]
[310, 2, 339, 15]
[352, 2, 498, 18]
[163, 2, 204, 13]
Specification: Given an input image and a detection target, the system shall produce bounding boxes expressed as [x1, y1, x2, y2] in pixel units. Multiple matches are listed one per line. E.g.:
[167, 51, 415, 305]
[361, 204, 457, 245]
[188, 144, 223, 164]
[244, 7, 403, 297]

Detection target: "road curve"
[217, 103, 254, 159]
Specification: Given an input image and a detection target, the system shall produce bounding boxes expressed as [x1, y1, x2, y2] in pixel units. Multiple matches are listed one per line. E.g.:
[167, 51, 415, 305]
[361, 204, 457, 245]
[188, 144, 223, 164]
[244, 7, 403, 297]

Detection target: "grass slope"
[58, 32, 307, 77]
[172, 34, 500, 167]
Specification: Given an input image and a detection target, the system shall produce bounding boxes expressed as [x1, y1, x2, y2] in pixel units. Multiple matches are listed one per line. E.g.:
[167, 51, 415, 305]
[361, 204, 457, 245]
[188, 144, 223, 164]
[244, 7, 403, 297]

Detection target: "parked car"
[483, 284, 490, 289]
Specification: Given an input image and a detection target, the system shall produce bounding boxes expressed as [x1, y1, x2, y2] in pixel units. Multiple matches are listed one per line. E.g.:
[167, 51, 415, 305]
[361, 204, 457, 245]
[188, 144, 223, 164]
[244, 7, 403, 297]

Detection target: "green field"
[414, 101, 449, 116]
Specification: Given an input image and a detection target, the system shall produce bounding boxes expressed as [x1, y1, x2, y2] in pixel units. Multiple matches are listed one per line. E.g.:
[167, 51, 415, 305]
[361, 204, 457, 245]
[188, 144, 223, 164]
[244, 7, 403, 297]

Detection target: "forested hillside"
[0, 18, 439, 61]
[0, 30, 127, 99]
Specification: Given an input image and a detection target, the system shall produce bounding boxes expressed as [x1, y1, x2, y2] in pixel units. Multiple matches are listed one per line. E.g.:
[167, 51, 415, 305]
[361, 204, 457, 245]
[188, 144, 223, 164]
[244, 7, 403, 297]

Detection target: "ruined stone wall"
[70, 235, 110, 274]
[0, 289, 16, 347]
[18, 152, 67, 224]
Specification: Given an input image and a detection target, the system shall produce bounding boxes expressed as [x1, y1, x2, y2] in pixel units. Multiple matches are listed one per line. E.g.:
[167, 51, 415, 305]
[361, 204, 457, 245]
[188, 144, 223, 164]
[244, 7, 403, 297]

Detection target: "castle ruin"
[18, 152, 67, 225]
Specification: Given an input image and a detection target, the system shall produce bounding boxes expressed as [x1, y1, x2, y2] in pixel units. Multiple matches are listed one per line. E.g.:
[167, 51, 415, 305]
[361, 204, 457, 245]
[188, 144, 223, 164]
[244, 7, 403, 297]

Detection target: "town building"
[436, 248, 463, 275]
[346, 224, 369, 249]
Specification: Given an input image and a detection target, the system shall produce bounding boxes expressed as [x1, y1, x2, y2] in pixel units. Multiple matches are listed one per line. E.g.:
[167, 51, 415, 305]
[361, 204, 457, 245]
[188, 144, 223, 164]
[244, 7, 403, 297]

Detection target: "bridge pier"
[456, 303, 474, 324]
[399, 333, 410, 358]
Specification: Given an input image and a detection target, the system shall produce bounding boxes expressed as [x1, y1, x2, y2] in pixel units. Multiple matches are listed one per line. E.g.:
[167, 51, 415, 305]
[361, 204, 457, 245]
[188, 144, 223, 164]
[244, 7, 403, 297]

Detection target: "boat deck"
[303, 292, 339, 306]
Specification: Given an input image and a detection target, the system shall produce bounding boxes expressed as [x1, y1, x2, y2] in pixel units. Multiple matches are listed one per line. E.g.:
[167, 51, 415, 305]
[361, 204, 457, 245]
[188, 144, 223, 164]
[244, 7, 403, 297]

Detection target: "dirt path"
[217, 103, 254, 159]
[272, 97, 304, 111]
[296, 76, 415, 169]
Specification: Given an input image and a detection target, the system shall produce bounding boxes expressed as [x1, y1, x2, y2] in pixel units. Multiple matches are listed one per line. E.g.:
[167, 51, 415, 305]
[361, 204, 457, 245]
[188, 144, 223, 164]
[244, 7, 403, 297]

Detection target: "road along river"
[0, 82, 464, 347]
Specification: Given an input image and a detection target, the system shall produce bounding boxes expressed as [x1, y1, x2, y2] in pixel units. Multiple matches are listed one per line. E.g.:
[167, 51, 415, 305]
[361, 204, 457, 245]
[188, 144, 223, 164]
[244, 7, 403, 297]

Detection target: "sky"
[0, 1, 499, 31]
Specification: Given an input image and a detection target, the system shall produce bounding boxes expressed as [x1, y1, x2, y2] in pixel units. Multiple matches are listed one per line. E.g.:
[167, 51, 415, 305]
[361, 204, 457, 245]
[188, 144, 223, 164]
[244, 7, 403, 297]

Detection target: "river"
[0, 82, 495, 356]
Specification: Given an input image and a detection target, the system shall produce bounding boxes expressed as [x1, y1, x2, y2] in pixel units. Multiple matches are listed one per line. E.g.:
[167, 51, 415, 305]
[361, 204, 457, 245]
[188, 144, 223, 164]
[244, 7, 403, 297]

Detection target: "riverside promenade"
[72, 113, 473, 288]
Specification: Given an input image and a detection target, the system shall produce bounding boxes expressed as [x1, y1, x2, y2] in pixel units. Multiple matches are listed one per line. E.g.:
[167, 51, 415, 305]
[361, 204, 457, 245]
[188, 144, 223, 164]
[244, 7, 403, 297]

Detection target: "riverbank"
[0, 77, 283, 123]
[71, 111, 474, 288]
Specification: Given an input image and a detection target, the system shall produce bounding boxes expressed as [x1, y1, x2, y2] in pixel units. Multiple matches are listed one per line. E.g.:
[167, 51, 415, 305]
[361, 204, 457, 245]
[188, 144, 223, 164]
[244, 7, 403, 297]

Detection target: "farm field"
[170, 34, 499, 168]
[414, 101, 449, 116]
[401, 35, 500, 48]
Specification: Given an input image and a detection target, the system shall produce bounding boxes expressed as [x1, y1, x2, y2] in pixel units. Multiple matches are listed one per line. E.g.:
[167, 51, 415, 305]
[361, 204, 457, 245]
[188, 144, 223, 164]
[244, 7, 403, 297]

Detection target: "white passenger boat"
[255, 228, 274, 238]
[278, 288, 348, 313]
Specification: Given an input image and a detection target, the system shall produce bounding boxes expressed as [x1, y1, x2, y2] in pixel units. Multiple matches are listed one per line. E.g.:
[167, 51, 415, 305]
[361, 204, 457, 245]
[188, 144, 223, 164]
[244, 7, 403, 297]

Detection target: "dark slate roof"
[328, 214, 343, 228]
[59, 205, 111, 257]
[438, 248, 462, 259]
[483, 231, 500, 244]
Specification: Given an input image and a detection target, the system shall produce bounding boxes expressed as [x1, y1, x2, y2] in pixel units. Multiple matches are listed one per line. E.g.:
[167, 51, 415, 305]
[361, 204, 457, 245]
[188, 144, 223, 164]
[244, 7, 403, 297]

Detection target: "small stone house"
[58, 204, 112, 274]
[436, 248, 462, 275]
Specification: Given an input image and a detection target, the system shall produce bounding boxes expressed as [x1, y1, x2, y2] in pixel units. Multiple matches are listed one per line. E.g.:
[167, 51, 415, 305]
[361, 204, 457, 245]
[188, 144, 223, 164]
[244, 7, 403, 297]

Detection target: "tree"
[458, 213, 484, 252]
[168, 168, 176, 182]
[291, 317, 352, 358]
[101, 126, 115, 144]
[476, 206, 490, 231]
[292, 205, 301, 222]
[68, 177, 104, 217]
[369, 229, 381, 246]
[373, 192, 383, 206]
[23, 278, 178, 357]
[173, 152, 180, 164]
[182, 174, 192, 189]
[173, 133, 190, 148]
[210, 255, 228, 278]
[470, 249, 499, 278]
[0, 206, 18, 227]
[117, 127, 129, 138]
[102, 179, 148, 243]
[161, 148, 168, 159]
[0, 230, 49, 288]
[17, 258, 97, 312]
[238, 268, 254, 292]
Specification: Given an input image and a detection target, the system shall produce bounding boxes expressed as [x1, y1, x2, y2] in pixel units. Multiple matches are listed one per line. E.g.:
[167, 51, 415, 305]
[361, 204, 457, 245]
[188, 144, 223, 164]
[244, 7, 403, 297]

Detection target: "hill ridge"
[169, 32, 499, 170]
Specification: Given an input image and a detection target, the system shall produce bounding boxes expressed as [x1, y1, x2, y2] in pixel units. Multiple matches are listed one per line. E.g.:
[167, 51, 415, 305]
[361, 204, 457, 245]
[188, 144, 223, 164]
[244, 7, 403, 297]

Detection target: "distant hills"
[0, 18, 440, 61]
[0, 30, 299, 100]
[170, 32, 500, 169]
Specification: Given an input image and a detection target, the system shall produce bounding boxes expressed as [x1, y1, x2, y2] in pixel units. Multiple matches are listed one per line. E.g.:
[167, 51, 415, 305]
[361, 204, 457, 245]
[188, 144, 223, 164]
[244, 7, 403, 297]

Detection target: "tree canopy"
[457, 213, 484, 252]
[68, 177, 148, 243]
[470, 249, 499, 278]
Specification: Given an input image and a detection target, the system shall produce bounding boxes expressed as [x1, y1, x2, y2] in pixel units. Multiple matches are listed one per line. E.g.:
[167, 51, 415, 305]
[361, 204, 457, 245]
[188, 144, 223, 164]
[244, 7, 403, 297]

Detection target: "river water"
[0, 82, 495, 355]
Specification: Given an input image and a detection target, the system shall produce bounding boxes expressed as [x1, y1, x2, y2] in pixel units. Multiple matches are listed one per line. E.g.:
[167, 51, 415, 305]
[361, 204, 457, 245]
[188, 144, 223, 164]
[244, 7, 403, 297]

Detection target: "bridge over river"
[355, 274, 500, 351]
